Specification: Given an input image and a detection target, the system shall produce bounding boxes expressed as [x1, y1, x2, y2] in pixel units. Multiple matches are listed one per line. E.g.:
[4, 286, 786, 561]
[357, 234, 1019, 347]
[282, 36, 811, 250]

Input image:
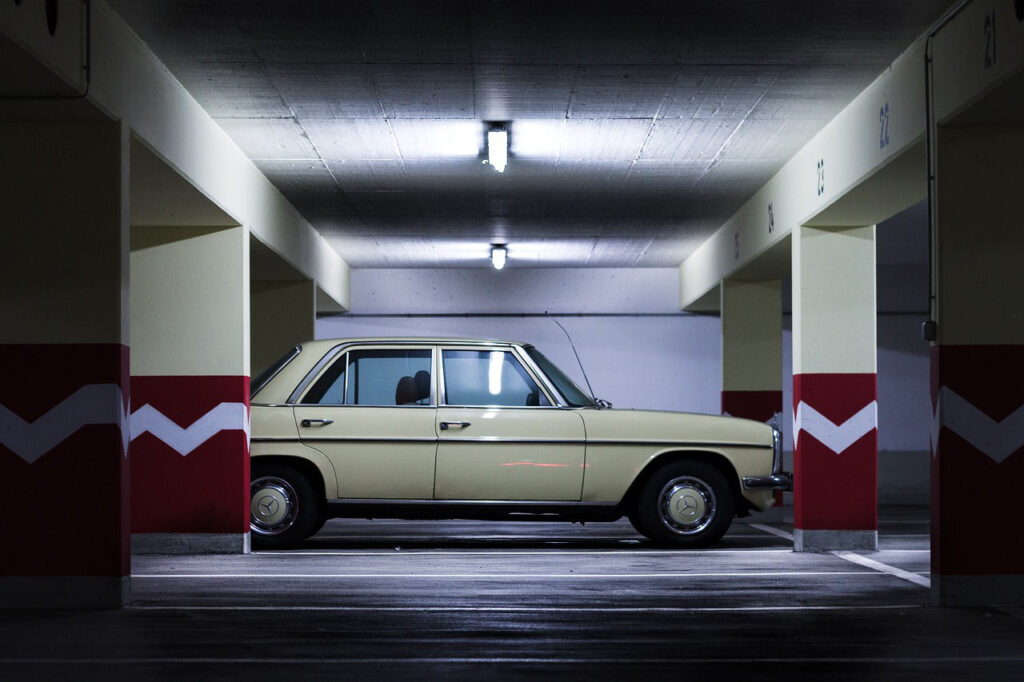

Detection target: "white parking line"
[130, 604, 925, 613]
[5, 655, 1023, 666]
[312, 535, 646, 541]
[748, 523, 794, 540]
[132, 571, 882, 579]
[832, 551, 931, 588]
[254, 549, 795, 557]
[747, 522, 931, 589]
[310, 534, 786, 540]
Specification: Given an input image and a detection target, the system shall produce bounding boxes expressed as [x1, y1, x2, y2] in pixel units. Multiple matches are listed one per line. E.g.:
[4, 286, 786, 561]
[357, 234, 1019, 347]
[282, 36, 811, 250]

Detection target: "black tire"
[629, 460, 734, 548]
[250, 462, 324, 549]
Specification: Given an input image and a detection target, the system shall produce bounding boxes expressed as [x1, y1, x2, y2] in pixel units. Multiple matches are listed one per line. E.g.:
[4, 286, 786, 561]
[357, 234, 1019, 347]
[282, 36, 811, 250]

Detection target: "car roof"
[296, 337, 530, 354]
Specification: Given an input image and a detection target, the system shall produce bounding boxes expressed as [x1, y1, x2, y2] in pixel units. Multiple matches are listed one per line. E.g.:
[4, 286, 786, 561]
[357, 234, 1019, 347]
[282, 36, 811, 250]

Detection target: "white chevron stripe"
[0, 384, 127, 464]
[931, 386, 1024, 464]
[130, 402, 249, 456]
[793, 401, 877, 454]
[0, 384, 248, 463]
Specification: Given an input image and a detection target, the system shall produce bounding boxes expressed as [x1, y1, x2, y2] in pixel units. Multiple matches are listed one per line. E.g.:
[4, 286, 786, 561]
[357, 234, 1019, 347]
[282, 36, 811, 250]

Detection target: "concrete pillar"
[251, 279, 315, 377]
[130, 225, 250, 553]
[930, 124, 1024, 606]
[721, 279, 784, 512]
[721, 279, 783, 421]
[0, 122, 130, 607]
[792, 224, 877, 552]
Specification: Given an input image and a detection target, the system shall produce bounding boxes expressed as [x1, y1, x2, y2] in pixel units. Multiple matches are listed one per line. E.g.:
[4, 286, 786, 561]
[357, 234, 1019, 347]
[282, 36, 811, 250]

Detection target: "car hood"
[578, 408, 775, 448]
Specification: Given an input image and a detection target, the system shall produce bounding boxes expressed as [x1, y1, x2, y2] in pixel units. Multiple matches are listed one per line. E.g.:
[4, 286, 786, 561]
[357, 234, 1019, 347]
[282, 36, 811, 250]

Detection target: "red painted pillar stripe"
[721, 390, 783, 423]
[931, 345, 1024, 576]
[0, 343, 130, 577]
[130, 376, 250, 534]
[793, 373, 877, 531]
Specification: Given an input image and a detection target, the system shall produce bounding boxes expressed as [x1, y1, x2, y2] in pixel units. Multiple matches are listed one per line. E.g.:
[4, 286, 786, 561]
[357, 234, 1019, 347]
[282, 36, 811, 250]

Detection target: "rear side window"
[302, 349, 432, 406]
[251, 345, 301, 398]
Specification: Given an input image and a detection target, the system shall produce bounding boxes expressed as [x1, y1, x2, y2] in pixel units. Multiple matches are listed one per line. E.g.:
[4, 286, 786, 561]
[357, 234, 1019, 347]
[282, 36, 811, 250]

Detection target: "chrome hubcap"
[658, 476, 716, 535]
[250, 476, 298, 536]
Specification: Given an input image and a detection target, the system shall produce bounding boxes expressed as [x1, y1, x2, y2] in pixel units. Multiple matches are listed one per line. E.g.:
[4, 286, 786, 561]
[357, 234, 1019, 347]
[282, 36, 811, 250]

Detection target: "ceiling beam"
[1, 0, 351, 311]
[679, 0, 1024, 312]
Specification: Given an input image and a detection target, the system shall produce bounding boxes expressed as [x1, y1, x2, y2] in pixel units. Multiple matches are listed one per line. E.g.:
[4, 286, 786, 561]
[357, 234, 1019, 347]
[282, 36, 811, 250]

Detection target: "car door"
[434, 346, 586, 501]
[292, 344, 437, 499]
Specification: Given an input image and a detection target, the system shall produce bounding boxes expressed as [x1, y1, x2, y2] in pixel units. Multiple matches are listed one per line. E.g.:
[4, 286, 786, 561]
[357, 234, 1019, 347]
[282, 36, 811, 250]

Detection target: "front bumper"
[742, 472, 793, 491]
[742, 423, 793, 491]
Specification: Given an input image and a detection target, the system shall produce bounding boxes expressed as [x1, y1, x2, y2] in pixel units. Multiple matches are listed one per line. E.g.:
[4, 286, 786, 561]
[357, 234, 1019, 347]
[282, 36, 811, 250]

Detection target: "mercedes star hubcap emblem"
[259, 496, 280, 517]
[676, 494, 698, 517]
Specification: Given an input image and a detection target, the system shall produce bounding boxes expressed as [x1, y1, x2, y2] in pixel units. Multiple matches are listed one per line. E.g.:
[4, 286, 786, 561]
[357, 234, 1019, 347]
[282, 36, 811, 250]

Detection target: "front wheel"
[630, 460, 734, 548]
[250, 463, 323, 549]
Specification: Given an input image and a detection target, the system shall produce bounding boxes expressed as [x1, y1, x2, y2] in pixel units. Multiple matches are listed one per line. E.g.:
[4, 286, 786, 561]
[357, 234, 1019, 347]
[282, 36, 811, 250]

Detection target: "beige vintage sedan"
[249, 338, 790, 549]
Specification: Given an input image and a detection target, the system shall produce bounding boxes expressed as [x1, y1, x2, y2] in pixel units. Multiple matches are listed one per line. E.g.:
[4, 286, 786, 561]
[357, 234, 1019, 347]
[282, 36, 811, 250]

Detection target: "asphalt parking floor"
[2, 508, 1023, 681]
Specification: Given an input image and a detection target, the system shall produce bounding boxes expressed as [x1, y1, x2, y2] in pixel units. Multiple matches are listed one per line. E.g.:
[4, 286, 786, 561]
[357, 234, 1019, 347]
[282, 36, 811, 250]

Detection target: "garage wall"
[316, 266, 931, 504]
[316, 268, 718, 413]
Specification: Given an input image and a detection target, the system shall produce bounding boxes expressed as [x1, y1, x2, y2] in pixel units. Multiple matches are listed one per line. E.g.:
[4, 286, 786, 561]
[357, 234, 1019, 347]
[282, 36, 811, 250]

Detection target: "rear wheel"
[250, 463, 323, 549]
[630, 460, 734, 548]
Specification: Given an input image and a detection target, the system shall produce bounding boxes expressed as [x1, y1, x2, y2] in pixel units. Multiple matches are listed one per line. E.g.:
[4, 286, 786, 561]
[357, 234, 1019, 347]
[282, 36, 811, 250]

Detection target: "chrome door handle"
[439, 421, 471, 431]
[300, 418, 334, 427]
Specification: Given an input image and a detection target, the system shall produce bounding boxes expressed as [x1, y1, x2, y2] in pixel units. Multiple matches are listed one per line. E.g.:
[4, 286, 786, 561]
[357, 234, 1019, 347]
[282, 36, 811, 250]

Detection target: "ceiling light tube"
[487, 129, 508, 173]
[490, 244, 507, 270]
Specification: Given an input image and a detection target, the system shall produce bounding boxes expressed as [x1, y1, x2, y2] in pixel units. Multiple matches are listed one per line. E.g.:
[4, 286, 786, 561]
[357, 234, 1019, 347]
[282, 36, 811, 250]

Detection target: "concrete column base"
[932, 575, 1024, 607]
[132, 532, 250, 555]
[0, 576, 129, 609]
[794, 529, 877, 552]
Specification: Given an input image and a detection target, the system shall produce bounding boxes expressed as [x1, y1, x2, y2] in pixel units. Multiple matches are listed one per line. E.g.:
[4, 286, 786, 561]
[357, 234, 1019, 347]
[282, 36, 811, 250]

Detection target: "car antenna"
[547, 312, 597, 402]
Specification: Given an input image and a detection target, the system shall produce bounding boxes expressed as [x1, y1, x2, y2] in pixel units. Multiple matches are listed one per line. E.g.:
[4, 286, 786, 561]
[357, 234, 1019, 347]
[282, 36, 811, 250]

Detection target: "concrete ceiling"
[108, 0, 953, 268]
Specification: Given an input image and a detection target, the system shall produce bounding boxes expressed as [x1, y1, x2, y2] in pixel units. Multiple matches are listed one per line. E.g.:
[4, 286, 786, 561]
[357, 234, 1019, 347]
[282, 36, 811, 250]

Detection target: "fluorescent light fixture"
[390, 120, 481, 158]
[487, 128, 508, 172]
[509, 120, 564, 158]
[490, 244, 507, 270]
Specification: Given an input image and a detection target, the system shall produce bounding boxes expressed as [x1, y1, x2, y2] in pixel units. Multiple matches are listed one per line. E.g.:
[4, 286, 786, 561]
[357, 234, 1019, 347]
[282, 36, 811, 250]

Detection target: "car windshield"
[524, 346, 597, 408]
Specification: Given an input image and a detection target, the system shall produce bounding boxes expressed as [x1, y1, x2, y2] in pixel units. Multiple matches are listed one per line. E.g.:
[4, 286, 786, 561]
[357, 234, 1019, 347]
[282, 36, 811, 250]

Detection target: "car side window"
[442, 350, 551, 407]
[302, 348, 432, 406]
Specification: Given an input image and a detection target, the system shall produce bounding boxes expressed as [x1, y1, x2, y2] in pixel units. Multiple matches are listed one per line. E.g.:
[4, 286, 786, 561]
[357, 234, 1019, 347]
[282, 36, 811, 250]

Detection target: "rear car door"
[292, 344, 437, 499]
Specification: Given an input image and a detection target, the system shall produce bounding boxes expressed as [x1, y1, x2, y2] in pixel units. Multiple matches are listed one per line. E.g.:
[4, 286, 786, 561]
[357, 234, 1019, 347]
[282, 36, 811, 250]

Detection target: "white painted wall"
[316, 265, 931, 504]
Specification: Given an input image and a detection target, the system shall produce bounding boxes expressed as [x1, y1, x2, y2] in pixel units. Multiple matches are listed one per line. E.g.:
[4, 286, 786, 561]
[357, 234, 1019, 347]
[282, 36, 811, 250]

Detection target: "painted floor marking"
[5, 656, 1023, 666]
[129, 604, 925, 613]
[748, 522, 931, 589]
[251, 549, 795, 557]
[748, 523, 794, 541]
[832, 551, 931, 588]
[313, 535, 647, 541]
[132, 571, 883, 579]
[311, 534, 787, 540]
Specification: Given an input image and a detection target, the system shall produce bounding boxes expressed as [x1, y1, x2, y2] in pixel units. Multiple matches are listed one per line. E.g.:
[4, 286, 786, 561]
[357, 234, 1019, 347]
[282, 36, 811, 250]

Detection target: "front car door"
[434, 345, 586, 501]
[292, 344, 437, 499]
